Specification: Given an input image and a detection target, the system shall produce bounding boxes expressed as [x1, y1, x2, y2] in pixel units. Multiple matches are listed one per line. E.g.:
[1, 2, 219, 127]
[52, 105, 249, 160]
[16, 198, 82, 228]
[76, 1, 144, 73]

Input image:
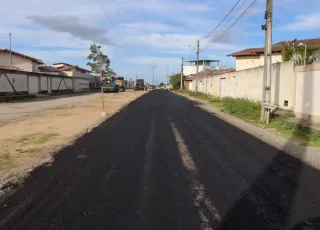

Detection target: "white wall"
[294, 64, 320, 123]
[235, 53, 283, 71]
[73, 78, 89, 92]
[183, 65, 205, 76]
[190, 61, 296, 110]
[0, 72, 28, 93]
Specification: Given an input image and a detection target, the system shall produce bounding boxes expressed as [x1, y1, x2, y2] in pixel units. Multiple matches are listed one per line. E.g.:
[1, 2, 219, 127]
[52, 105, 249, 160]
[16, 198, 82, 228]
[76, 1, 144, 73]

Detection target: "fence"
[0, 68, 91, 96]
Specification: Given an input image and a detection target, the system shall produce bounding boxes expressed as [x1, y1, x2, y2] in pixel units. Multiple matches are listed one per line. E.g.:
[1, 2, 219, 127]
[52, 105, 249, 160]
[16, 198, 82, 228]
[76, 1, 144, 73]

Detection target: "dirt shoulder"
[0, 91, 146, 189]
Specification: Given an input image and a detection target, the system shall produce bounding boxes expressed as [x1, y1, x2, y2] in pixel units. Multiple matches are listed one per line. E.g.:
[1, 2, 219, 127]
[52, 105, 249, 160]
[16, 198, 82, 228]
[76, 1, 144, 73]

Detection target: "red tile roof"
[55, 65, 91, 73]
[0, 49, 43, 64]
[227, 46, 282, 57]
[228, 38, 320, 57]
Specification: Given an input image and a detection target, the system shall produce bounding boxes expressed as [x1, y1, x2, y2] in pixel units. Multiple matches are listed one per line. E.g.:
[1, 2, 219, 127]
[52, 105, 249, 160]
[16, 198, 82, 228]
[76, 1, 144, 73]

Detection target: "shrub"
[221, 97, 261, 121]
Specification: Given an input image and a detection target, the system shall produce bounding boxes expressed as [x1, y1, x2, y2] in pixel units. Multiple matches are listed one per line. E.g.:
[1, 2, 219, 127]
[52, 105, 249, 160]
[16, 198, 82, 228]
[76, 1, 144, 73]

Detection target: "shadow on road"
[170, 88, 320, 229]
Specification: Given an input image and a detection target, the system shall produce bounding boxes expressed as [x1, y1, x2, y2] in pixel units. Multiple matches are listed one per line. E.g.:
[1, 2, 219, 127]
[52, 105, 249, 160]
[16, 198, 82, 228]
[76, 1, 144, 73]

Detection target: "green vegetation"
[21, 148, 42, 153]
[169, 73, 185, 90]
[0, 153, 13, 171]
[177, 89, 320, 146]
[87, 44, 115, 77]
[15, 132, 58, 145]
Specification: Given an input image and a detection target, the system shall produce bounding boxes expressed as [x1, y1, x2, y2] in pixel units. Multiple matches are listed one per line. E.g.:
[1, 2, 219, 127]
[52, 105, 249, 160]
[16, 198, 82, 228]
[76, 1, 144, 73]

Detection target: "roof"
[184, 59, 220, 63]
[39, 65, 63, 72]
[0, 49, 44, 64]
[228, 37, 320, 57]
[274, 38, 320, 47]
[55, 65, 91, 73]
[186, 68, 235, 80]
[52, 62, 72, 66]
[227, 46, 282, 57]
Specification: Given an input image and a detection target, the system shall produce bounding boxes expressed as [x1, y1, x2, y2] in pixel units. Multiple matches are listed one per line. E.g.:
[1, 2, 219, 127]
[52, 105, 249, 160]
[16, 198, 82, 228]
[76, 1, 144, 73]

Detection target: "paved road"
[1, 90, 320, 229]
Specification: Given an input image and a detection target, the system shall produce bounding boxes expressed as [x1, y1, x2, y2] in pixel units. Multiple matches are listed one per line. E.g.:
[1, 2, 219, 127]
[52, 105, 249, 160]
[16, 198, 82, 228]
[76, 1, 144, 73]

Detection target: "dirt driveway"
[0, 90, 146, 186]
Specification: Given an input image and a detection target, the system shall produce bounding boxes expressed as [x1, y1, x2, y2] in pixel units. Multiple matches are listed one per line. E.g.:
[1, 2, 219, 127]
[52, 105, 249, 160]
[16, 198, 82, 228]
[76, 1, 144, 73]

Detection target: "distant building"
[0, 49, 43, 72]
[183, 60, 220, 76]
[52, 62, 91, 78]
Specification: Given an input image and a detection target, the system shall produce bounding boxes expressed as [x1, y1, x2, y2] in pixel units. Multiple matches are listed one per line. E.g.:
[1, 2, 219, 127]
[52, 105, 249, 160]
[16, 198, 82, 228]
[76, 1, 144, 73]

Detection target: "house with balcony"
[183, 59, 220, 76]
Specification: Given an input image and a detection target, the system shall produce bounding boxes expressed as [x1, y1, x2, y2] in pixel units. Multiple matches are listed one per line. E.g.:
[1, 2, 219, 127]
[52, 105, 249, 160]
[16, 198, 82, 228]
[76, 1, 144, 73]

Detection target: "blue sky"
[1, 0, 319, 84]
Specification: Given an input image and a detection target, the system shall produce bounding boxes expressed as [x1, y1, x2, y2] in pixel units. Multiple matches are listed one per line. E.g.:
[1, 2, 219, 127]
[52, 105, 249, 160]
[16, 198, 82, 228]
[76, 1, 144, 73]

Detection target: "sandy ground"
[0, 90, 146, 184]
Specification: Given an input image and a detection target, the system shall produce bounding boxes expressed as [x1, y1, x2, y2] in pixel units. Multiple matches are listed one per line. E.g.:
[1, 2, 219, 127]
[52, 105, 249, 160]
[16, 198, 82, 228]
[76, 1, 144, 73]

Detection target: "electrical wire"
[97, 0, 116, 29]
[200, 0, 257, 52]
[141, 0, 149, 35]
[112, 0, 126, 26]
[201, 0, 241, 40]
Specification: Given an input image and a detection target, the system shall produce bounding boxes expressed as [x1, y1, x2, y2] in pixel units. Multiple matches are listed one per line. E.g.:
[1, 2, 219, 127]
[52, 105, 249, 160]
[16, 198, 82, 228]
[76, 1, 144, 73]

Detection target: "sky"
[1, 0, 320, 84]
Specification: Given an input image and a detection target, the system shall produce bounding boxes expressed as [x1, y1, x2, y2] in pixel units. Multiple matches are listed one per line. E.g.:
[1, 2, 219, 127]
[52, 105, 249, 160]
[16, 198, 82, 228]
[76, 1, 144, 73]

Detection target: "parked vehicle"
[134, 79, 145, 91]
[101, 78, 120, 93]
[115, 77, 126, 92]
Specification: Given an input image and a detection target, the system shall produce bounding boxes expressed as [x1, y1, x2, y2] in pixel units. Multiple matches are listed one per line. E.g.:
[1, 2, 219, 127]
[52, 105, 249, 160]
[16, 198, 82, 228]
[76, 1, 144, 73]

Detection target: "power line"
[97, 0, 116, 29]
[200, 0, 257, 52]
[112, 0, 126, 26]
[202, 0, 241, 40]
[141, 0, 149, 35]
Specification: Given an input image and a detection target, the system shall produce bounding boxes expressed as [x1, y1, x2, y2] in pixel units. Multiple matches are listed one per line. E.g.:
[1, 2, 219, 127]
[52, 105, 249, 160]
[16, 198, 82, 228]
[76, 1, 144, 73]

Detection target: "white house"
[183, 60, 220, 76]
[0, 49, 43, 72]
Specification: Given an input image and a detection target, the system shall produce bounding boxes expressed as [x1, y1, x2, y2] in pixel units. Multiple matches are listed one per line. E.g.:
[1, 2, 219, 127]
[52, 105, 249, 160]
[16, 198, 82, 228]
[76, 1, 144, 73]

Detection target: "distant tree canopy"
[169, 73, 185, 90]
[159, 82, 165, 87]
[87, 44, 115, 77]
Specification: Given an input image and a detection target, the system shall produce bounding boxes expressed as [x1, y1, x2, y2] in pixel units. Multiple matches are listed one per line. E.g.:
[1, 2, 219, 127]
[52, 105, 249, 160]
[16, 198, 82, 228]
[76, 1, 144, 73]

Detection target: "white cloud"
[281, 13, 320, 31]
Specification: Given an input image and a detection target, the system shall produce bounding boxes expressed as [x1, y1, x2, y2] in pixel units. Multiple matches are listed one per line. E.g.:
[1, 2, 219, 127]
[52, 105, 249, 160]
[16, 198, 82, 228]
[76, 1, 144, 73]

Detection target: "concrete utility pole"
[180, 57, 184, 90]
[9, 32, 12, 70]
[150, 64, 156, 86]
[261, 0, 273, 122]
[167, 60, 169, 86]
[196, 40, 200, 93]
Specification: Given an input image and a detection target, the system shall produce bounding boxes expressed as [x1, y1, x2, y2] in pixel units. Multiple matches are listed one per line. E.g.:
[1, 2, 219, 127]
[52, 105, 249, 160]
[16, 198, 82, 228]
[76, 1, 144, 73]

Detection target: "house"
[183, 59, 220, 76]
[227, 46, 282, 71]
[52, 62, 91, 78]
[0, 49, 43, 72]
[38, 65, 66, 75]
[228, 38, 320, 71]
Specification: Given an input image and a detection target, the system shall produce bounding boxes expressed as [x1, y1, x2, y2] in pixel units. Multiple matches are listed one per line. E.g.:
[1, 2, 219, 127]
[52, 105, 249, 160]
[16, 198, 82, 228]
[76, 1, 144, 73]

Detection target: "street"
[1, 89, 320, 229]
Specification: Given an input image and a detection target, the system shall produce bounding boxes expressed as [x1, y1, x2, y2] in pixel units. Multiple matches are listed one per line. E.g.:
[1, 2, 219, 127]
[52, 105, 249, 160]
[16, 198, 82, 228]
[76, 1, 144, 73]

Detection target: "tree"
[87, 44, 115, 78]
[169, 73, 184, 90]
[159, 82, 165, 87]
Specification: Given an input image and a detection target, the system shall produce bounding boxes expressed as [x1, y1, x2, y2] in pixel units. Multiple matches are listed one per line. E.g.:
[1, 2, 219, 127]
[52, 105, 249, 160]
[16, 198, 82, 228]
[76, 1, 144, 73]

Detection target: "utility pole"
[180, 57, 184, 90]
[9, 32, 12, 70]
[150, 64, 156, 86]
[196, 40, 200, 93]
[261, 0, 273, 122]
[167, 60, 169, 87]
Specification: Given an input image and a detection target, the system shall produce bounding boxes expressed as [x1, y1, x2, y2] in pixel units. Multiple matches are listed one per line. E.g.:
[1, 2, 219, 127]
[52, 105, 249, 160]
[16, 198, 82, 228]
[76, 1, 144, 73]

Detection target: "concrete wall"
[0, 69, 88, 95]
[191, 61, 296, 110]
[294, 64, 320, 123]
[235, 53, 283, 71]
[0, 52, 39, 72]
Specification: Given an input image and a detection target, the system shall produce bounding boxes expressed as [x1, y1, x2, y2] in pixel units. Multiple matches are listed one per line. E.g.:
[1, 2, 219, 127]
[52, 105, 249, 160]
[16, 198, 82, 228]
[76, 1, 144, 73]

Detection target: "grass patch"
[177, 89, 320, 146]
[15, 132, 58, 145]
[0, 153, 13, 170]
[21, 147, 42, 153]
[0, 153, 11, 160]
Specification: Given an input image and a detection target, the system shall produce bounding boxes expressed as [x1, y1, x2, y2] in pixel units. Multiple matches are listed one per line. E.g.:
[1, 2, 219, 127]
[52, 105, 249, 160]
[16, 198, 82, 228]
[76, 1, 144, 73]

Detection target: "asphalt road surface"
[1, 90, 320, 229]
